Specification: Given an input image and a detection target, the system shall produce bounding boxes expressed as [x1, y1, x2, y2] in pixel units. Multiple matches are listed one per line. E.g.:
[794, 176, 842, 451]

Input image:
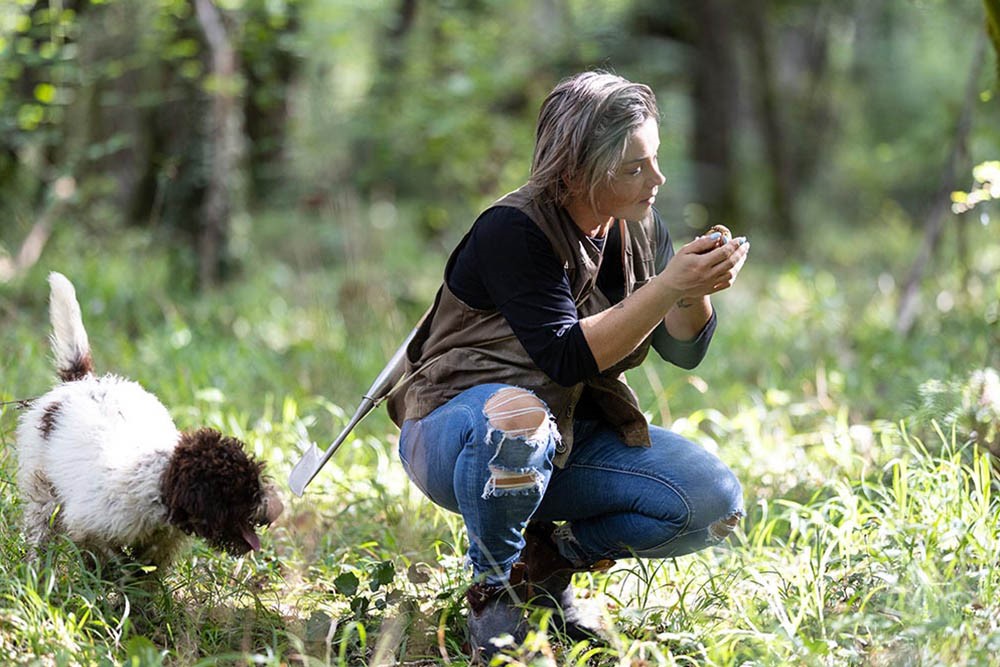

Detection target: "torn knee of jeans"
[708, 510, 744, 542]
[481, 465, 545, 499]
[484, 387, 551, 442]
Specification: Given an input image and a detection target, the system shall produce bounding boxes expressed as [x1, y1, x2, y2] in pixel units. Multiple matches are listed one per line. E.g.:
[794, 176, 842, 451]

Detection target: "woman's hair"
[527, 70, 660, 208]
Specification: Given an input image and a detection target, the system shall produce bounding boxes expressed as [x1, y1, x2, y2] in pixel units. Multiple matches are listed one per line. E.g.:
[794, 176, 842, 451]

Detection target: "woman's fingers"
[708, 239, 750, 292]
[662, 236, 749, 296]
[678, 233, 725, 256]
[705, 237, 747, 268]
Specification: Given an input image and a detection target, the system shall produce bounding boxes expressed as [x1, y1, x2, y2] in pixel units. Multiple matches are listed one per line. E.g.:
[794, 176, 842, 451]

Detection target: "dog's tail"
[48, 272, 94, 382]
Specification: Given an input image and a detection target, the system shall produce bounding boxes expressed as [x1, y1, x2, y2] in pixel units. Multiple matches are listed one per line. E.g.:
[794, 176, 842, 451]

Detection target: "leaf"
[369, 560, 395, 591]
[16, 103, 43, 131]
[406, 562, 430, 584]
[333, 571, 359, 597]
[350, 595, 370, 616]
[305, 610, 334, 641]
[33, 83, 55, 104]
[123, 636, 164, 667]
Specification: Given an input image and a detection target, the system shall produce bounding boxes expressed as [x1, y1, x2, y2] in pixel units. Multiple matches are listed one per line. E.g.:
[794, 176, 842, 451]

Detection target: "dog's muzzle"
[258, 485, 284, 526]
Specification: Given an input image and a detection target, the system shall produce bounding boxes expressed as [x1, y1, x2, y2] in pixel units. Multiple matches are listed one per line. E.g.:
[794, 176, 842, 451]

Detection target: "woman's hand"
[581, 233, 749, 371]
[661, 234, 750, 299]
[657, 233, 749, 342]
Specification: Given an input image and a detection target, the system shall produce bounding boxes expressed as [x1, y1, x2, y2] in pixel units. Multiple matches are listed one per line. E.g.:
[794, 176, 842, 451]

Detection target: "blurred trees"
[343, 0, 605, 236]
[1, 0, 302, 287]
[631, 0, 997, 245]
[1, 0, 998, 290]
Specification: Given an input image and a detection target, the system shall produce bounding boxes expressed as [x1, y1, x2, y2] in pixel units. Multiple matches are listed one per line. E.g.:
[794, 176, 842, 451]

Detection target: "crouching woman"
[387, 70, 750, 661]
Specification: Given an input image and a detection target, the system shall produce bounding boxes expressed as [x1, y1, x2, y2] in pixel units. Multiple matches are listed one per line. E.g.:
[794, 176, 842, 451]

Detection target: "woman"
[387, 70, 750, 660]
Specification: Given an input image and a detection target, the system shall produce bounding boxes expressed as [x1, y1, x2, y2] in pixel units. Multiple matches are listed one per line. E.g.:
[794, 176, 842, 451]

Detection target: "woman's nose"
[649, 165, 665, 187]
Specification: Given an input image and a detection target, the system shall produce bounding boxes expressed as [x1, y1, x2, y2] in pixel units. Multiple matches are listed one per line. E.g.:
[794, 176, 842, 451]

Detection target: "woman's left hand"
[709, 237, 750, 294]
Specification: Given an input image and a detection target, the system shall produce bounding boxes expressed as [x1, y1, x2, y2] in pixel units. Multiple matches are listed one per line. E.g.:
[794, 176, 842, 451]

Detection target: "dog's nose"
[263, 486, 284, 524]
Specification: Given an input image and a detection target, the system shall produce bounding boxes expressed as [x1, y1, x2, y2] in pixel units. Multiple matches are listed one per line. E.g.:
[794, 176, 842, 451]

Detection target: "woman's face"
[589, 116, 666, 224]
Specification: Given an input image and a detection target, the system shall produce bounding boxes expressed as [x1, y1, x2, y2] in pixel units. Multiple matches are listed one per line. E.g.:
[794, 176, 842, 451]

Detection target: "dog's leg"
[22, 471, 61, 561]
[132, 528, 189, 573]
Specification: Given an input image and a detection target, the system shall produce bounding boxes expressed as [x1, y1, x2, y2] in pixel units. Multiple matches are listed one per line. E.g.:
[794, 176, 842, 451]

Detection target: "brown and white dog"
[16, 272, 283, 568]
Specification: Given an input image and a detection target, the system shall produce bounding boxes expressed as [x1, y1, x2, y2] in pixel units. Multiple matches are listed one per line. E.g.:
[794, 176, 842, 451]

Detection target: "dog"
[16, 272, 283, 568]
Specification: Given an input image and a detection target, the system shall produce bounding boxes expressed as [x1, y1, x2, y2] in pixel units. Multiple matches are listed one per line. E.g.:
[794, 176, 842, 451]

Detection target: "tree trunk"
[194, 0, 244, 289]
[895, 37, 986, 335]
[688, 0, 739, 229]
[366, 0, 419, 105]
[744, 0, 795, 241]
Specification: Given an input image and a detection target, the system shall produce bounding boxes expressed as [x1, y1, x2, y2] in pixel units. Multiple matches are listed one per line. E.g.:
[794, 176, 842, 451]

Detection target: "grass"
[0, 204, 998, 666]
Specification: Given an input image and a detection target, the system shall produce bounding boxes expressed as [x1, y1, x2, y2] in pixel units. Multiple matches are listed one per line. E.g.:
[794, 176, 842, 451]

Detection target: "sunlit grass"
[1, 209, 998, 665]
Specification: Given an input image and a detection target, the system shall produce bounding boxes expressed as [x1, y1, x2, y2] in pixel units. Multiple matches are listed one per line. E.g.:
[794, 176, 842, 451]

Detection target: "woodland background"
[1, 1, 1000, 665]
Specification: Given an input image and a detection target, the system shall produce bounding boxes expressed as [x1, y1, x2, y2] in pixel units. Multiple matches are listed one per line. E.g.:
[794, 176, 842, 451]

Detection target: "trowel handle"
[363, 324, 419, 405]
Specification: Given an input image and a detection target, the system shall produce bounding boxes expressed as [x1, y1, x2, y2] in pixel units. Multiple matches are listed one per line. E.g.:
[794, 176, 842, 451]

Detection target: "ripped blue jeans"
[398, 383, 744, 585]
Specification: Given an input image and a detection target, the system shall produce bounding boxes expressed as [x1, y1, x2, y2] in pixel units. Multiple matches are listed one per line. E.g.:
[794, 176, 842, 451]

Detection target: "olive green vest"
[387, 185, 661, 466]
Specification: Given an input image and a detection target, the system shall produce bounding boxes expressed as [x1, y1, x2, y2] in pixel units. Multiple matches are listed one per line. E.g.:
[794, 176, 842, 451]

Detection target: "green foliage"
[913, 368, 1000, 452]
[292, 0, 636, 238]
[2, 2, 1000, 664]
[1, 183, 999, 663]
[0, 0, 305, 260]
[3, 0, 997, 254]
[952, 160, 1000, 214]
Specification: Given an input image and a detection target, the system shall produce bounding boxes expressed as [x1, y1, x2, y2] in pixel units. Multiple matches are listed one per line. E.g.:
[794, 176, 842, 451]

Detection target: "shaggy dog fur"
[16, 272, 283, 568]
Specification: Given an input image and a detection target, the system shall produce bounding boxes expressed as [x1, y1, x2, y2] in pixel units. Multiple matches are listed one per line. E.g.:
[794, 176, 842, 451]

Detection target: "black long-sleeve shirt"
[447, 206, 715, 386]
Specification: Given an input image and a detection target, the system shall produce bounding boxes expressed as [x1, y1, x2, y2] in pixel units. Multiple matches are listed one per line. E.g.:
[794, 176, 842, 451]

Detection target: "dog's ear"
[161, 428, 266, 554]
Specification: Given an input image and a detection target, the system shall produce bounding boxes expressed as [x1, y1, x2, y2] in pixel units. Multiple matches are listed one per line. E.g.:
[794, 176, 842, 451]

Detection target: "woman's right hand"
[581, 233, 748, 371]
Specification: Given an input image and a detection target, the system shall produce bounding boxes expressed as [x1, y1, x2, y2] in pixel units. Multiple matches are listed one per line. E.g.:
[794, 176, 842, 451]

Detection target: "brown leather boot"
[466, 563, 529, 662]
[520, 520, 614, 641]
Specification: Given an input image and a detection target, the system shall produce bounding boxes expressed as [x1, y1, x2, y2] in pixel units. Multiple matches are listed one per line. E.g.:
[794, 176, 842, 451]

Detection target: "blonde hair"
[527, 71, 660, 208]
